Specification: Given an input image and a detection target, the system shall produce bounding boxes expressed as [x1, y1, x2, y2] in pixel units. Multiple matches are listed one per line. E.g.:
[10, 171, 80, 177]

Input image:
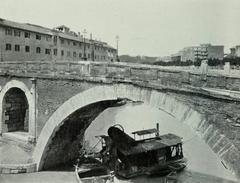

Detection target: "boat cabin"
[98, 124, 186, 178]
[115, 133, 183, 168]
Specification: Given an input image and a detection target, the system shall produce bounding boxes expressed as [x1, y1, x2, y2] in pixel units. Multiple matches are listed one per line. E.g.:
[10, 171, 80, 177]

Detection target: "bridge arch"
[0, 80, 34, 136]
[33, 84, 236, 175]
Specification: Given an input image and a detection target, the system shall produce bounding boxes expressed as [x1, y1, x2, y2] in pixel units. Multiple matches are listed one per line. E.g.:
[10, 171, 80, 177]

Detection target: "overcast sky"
[0, 0, 240, 56]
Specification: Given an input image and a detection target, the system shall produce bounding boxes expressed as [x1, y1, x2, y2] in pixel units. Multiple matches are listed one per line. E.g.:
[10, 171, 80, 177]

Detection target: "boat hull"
[75, 166, 115, 183]
[116, 159, 187, 179]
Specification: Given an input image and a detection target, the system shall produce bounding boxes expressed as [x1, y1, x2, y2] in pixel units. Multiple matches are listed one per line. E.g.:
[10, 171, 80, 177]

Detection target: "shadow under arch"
[0, 80, 34, 136]
[33, 84, 237, 177]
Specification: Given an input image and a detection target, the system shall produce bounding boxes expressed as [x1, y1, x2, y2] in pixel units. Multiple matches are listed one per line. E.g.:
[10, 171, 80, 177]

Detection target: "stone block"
[130, 67, 158, 81]
[2, 168, 11, 174]
[16, 168, 27, 173]
[90, 65, 106, 76]
[10, 169, 20, 174]
[5, 103, 12, 108]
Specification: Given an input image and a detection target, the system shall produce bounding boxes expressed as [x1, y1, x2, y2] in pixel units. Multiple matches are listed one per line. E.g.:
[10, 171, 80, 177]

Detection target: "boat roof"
[116, 133, 182, 156]
[132, 128, 158, 136]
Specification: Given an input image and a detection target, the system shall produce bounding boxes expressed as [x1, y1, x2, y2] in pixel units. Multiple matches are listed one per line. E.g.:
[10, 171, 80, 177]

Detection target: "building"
[155, 56, 172, 62]
[170, 53, 181, 62]
[0, 18, 117, 62]
[179, 44, 224, 62]
[229, 45, 240, 58]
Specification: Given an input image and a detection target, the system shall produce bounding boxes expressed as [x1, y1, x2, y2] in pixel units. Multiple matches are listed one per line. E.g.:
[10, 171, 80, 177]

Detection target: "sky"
[0, 0, 240, 57]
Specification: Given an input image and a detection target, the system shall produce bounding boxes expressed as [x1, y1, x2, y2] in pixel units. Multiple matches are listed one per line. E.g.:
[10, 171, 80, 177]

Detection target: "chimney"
[156, 123, 159, 137]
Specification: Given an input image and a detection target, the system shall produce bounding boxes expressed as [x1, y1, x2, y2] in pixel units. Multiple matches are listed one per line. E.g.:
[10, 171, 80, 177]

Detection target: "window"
[36, 47, 41, 53]
[88, 53, 90, 58]
[53, 36, 57, 43]
[15, 45, 20, 52]
[14, 30, 21, 37]
[67, 40, 70, 45]
[54, 49, 57, 56]
[46, 36, 52, 41]
[79, 53, 82, 58]
[73, 51, 76, 57]
[61, 50, 64, 56]
[45, 49, 51, 55]
[67, 51, 70, 57]
[25, 32, 30, 38]
[79, 43, 82, 47]
[6, 44, 11, 51]
[25, 46, 30, 52]
[73, 42, 76, 46]
[61, 39, 64, 44]
[5, 28, 12, 35]
[36, 34, 41, 40]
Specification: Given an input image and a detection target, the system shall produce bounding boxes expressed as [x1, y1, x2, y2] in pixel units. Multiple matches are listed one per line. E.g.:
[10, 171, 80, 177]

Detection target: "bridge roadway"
[0, 61, 239, 179]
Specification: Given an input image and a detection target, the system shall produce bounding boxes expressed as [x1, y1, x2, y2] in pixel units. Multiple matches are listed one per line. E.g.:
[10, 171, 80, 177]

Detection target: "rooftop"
[0, 18, 52, 35]
[132, 128, 158, 136]
[0, 17, 116, 50]
[116, 133, 183, 156]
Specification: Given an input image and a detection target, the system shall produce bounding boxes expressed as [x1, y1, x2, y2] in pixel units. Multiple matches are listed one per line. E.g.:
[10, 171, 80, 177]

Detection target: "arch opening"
[40, 99, 123, 170]
[2, 87, 29, 133]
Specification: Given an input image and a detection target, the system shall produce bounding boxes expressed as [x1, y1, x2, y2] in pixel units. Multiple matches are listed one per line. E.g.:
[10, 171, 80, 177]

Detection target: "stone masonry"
[0, 61, 240, 178]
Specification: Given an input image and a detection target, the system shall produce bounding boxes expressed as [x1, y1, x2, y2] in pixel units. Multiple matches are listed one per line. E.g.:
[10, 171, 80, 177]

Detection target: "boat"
[75, 160, 115, 183]
[96, 123, 187, 179]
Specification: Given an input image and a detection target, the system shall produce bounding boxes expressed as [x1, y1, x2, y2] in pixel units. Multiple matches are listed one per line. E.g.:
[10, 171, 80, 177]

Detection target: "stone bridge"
[0, 61, 240, 179]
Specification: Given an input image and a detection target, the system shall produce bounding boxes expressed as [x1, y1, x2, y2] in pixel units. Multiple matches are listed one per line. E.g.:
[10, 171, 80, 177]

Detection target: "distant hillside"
[119, 55, 158, 64]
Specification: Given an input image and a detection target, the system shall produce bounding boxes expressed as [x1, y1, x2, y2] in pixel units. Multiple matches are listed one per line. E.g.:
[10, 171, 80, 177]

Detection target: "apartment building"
[0, 18, 117, 62]
[229, 45, 240, 58]
[179, 44, 224, 62]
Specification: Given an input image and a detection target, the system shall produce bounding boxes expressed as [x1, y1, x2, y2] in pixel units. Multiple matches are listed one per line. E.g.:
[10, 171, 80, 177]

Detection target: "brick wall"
[36, 78, 100, 137]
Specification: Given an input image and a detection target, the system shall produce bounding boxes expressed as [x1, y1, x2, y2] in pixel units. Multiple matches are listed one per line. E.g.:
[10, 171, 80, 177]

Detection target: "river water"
[0, 103, 238, 183]
[85, 103, 237, 182]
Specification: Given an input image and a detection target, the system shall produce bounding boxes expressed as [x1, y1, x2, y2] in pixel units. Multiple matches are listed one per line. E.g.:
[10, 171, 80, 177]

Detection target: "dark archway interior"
[42, 99, 123, 170]
[2, 88, 29, 133]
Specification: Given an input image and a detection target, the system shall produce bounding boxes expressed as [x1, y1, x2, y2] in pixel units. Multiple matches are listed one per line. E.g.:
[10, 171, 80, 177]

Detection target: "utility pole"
[0, 43, 3, 62]
[116, 35, 119, 62]
[90, 33, 94, 61]
[83, 29, 87, 61]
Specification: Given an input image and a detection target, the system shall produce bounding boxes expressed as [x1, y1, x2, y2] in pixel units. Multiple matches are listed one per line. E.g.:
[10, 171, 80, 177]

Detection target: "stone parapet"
[0, 61, 240, 101]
